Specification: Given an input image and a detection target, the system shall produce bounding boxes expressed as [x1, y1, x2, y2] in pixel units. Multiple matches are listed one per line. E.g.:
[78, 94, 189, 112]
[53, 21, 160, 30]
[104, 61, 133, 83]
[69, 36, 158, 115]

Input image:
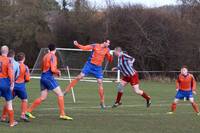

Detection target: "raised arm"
[74, 41, 94, 51]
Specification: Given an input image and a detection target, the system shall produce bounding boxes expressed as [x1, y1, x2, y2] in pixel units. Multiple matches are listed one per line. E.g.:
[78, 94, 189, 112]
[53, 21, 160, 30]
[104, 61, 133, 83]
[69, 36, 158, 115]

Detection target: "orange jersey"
[42, 52, 59, 75]
[15, 63, 30, 83]
[76, 43, 113, 66]
[0, 55, 14, 83]
[176, 74, 196, 91]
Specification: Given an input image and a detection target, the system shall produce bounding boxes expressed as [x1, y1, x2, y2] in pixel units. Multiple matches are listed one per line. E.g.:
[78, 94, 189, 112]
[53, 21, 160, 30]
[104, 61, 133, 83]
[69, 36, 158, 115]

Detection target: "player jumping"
[167, 66, 200, 115]
[0, 46, 18, 127]
[111, 47, 151, 108]
[63, 40, 113, 109]
[25, 44, 73, 120]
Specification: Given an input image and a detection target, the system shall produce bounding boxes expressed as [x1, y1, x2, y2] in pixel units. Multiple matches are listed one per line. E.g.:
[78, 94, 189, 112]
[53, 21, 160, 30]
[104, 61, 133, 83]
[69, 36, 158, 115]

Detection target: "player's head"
[48, 43, 56, 53]
[16, 52, 25, 63]
[114, 47, 122, 57]
[102, 40, 110, 47]
[181, 65, 188, 76]
[1, 45, 9, 56]
[8, 49, 15, 58]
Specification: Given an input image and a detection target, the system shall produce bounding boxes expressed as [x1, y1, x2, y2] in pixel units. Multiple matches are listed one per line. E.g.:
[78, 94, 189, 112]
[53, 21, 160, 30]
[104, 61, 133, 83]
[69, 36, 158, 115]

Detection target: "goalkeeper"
[64, 40, 113, 109]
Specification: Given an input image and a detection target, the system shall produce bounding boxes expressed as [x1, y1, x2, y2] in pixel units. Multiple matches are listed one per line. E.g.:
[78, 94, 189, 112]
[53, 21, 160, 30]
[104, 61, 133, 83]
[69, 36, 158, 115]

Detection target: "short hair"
[115, 47, 122, 52]
[8, 49, 15, 58]
[16, 52, 25, 61]
[48, 44, 56, 51]
[1, 45, 9, 55]
[181, 65, 188, 69]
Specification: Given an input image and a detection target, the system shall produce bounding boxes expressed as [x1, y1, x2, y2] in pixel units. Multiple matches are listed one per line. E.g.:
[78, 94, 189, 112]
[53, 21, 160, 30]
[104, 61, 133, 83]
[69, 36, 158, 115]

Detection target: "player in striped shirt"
[111, 47, 151, 108]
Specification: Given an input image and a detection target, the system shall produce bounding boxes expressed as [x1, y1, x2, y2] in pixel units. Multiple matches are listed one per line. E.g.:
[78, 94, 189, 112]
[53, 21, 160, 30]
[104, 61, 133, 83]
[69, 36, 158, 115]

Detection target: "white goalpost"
[31, 48, 120, 103]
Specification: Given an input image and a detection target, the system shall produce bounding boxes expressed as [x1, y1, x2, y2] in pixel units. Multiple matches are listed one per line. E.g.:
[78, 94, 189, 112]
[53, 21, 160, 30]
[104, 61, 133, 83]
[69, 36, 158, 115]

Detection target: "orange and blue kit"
[175, 73, 196, 100]
[13, 62, 30, 100]
[0, 55, 14, 101]
[40, 52, 59, 90]
[76, 43, 113, 79]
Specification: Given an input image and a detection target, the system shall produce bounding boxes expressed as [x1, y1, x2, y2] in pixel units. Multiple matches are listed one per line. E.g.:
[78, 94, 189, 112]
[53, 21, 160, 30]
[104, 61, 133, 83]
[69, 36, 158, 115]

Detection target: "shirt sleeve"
[25, 65, 30, 82]
[76, 44, 94, 51]
[50, 55, 59, 75]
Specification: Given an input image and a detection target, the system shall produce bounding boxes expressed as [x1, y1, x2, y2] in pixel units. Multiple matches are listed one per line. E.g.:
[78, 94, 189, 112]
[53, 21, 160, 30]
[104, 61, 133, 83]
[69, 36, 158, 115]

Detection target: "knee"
[117, 83, 124, 92]
[76, 75, 83, 80]
[134, 88, 142, 95]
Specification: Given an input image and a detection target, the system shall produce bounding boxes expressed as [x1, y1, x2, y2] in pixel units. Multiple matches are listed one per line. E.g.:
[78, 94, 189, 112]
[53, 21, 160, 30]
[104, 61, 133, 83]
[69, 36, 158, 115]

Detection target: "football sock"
[65, 79, 79, 93]
[141, 92, 151, 100]
[57, 96, 65, 116]
[27, 98, 42, 113]
[171, 102, 176, 112]
[1, 105, 8, 119]
[115, 92, 123, 103]
[192, 102, 199, 113]
[8, 110, 14, 126]
[21, 101, 28, 116]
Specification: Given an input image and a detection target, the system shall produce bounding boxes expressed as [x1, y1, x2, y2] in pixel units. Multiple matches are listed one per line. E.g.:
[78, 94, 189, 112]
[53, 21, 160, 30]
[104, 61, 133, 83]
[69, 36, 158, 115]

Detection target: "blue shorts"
[0, 78, 12, 101]
[175, 90, 193, 100]
[40, 75, 59, 91]
[82, 62, 103, 79]
[13, 83, 27, 100]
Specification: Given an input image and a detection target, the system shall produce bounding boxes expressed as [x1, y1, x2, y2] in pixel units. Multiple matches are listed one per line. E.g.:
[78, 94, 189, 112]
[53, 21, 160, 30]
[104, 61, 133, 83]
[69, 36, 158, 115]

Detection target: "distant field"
[1, 79, 200, 133]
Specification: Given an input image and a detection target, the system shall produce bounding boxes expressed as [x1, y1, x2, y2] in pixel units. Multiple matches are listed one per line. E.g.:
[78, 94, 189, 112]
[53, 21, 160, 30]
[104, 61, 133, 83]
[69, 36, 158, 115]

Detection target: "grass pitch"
[1, 79, 200, 133]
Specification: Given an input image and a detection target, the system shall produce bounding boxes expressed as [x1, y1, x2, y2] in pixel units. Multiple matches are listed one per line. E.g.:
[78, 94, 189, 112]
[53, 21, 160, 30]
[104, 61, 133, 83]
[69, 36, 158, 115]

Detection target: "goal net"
[31, 48, 120, 82]
[31, 48, 120, 102]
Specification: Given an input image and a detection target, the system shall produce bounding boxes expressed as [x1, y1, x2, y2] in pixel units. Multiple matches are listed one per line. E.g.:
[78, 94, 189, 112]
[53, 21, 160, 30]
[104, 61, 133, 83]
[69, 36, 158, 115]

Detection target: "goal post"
[31, 47, 121, 103]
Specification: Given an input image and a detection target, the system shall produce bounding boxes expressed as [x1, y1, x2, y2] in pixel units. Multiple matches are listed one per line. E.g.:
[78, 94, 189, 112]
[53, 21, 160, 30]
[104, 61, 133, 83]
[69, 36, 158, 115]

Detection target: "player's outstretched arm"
[105, 50, 113, 63]
[73, 41, 94, 51]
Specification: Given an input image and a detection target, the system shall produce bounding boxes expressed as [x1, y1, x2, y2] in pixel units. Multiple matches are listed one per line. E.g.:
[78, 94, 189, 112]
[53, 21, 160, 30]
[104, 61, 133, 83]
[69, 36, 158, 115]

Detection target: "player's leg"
[64, 72, 85, 94]
[132, 84, 151, 107]
[53, 86, 73, 120]
[26, 89, 48, 118]
[6, 100, 18, 127]
[97, 78, 106, 109]
[112, 80, 128, 108]
[189, 97, 200, 115]
[1, 104, 8, 122]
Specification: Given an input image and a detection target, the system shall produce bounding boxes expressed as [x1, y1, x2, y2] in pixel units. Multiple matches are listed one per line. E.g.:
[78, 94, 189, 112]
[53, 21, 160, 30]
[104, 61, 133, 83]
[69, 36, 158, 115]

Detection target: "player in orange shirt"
[0, 46, 18, 127]
[25, 44, 73, 120]
[167, 66, 200, 115]
[63, 40, 113, 109]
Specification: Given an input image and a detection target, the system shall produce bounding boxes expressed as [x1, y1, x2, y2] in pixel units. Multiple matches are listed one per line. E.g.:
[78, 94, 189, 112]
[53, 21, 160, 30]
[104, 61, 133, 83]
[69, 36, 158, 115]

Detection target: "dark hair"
[181, 65, 188, 69]
[8, 49, 15, 57]
[16, 52, 25, 61]
[48, 44, 56, 51]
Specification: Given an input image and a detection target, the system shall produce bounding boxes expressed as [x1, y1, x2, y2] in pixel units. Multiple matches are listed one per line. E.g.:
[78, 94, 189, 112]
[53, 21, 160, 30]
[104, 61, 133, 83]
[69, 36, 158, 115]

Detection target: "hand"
[176, 89, 179, 92]
[193, 91, 197, 95]
[74, 41, 79, 47]
[10, 82, 14, 92]
[112, 67, 117, 72]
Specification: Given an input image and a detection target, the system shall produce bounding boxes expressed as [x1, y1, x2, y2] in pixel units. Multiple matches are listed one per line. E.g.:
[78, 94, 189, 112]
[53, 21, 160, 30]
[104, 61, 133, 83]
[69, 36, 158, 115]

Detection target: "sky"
[56, 0, 178, 8]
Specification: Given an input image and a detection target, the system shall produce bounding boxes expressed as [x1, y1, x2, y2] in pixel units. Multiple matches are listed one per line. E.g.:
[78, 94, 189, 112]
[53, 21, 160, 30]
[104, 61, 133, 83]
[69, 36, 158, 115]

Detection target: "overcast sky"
[56, 0, 178, 8]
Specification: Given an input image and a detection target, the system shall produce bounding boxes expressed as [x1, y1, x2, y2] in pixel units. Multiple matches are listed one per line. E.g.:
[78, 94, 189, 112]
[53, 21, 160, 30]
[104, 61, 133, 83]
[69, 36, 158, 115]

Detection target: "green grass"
[1, 79, 200, 133]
